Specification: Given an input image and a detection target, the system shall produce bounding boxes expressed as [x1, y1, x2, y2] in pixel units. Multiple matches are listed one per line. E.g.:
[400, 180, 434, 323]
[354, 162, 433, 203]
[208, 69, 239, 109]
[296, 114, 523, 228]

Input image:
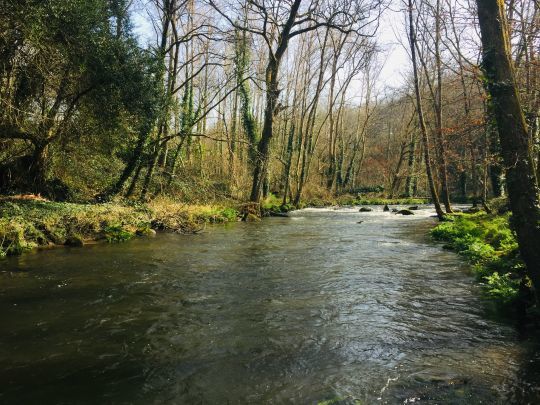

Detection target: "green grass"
[261, 193, 294, 214]
[431, 212, 524, 305]
[0, 198, 239, 257]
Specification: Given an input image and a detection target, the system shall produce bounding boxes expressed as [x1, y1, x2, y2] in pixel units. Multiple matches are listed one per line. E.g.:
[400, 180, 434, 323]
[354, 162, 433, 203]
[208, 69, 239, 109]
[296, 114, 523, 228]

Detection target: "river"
[1, 206, 539, 404]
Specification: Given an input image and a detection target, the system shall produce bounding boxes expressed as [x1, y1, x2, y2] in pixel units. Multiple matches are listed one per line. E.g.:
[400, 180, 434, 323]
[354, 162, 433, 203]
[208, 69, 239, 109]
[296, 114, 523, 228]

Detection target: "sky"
[129, 1, 412, 99]
[376, 4, 411, 90]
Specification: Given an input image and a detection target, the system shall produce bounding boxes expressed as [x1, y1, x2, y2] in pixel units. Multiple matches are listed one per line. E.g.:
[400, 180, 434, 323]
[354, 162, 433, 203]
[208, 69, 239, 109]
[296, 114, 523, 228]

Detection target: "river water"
[1, 206, 539, 404]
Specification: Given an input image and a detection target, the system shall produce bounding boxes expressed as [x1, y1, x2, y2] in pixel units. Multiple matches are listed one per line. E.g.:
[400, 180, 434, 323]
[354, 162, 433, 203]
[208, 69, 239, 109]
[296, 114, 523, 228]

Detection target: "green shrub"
[431, 212, 522, 306]
[485, 272, 520, 304]
[104, 224, 133, 243]
[219, 207, 239, 221]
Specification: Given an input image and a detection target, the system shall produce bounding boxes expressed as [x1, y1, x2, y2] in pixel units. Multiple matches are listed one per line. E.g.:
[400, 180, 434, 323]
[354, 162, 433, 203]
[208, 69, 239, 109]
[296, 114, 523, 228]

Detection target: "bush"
[485, 272, 521, 304]
[431, 212, 523, 305]
[104, 224, 133, 243]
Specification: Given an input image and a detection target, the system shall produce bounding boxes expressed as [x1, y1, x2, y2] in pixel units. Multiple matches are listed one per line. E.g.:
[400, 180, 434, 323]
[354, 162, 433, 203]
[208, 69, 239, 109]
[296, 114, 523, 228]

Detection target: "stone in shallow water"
[396, 209, 415, 215]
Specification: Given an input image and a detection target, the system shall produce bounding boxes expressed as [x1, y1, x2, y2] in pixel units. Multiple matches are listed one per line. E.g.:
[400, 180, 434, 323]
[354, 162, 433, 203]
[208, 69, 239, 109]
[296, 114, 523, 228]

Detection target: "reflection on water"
[1, 206, 539, 404]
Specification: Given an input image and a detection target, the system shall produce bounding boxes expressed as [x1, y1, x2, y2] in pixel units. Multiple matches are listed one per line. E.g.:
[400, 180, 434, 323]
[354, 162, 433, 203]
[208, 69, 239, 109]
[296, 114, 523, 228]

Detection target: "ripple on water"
[0, 206, 538, 403]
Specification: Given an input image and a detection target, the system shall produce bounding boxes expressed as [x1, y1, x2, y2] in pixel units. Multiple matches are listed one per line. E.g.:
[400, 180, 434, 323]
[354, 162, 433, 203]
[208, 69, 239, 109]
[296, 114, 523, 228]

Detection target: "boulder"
[408, 205, 419, 210]
[359, 207, 373, 212]
[396, 209, 414, 215]
[383, 204, 390, 212]
[391, 208, 399, 213]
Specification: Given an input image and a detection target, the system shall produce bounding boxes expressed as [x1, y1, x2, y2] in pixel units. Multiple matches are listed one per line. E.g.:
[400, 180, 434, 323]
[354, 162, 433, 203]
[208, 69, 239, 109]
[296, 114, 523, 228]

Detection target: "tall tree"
[476, 0, 540, 299]
[211, 0, 381, 203]
[408, 0, 445, 220]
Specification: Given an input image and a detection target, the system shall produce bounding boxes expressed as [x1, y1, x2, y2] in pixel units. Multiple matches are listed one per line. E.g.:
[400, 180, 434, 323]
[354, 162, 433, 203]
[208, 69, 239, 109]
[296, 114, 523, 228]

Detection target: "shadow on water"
[1, 205, 539, 403]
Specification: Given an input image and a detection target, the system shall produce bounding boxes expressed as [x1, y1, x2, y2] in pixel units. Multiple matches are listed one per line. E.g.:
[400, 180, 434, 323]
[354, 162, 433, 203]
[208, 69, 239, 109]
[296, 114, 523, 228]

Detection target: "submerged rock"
[396, 209, 414, 215]
[359, 207, 373, 212]
[391, 208, 399, 213]
[408, 205, 419, 210]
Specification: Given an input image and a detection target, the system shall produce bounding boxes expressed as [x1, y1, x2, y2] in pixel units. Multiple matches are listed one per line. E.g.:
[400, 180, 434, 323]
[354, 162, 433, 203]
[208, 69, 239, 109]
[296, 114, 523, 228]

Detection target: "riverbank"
[1, 194, 429, 257]
[430, 210, 529, 309]
[0, 197, 239, 257]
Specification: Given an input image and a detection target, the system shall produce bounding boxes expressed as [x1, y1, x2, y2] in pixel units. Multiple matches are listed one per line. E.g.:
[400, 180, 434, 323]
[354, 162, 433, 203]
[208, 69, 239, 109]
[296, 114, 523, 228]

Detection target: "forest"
[1, 0, 536, 204]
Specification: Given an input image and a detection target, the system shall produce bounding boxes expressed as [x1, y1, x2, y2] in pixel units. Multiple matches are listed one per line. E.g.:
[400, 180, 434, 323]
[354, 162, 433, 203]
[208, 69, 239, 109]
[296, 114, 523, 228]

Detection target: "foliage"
[0, 198, 239, 256]
[431, 212, 524, 305]
[485, 272, 521, 305]
[261, 193, 293, 214]
[104, 224, 133, 243]
[0, 0, 160, 198]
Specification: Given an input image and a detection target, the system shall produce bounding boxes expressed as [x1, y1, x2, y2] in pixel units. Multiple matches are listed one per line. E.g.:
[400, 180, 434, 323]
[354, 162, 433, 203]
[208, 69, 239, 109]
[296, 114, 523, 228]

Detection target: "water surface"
[1, 206, 539, 403]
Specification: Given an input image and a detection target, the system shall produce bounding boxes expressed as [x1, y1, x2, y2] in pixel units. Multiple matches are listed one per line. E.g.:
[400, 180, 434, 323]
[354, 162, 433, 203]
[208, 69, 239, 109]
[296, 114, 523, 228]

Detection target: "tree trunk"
[434, 0, 452, 212]
[476, 0, 540, 299]
[125, 161, 143, 198]
[404, 130, 417, 197]
[408, 0, 445, 220]
[249, 0, 302, 203]
[29, 142, 49, 194]
[108, 125, 151, 197]
[250, 59, 279, 202]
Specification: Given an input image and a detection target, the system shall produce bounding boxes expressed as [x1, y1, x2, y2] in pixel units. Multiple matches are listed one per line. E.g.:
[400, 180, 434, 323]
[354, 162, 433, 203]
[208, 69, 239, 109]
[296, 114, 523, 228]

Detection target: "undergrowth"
[0, 198, 239, 256]
[431, 212, 525, 306]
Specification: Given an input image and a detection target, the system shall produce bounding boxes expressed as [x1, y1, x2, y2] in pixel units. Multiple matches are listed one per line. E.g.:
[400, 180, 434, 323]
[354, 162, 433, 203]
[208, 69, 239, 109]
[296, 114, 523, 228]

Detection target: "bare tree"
[210, 0, 382, 202]
[407, 0, 445, 219]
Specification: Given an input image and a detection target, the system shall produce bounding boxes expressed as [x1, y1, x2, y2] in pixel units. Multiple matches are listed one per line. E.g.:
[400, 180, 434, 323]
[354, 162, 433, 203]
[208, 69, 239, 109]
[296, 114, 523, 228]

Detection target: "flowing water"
[1, 206, 539, 404]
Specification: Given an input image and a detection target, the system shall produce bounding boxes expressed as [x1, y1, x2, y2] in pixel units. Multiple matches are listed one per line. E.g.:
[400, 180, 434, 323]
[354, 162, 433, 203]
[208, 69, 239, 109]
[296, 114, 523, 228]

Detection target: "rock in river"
[396, 209, 414, 215]
[359, 207, 373, 212]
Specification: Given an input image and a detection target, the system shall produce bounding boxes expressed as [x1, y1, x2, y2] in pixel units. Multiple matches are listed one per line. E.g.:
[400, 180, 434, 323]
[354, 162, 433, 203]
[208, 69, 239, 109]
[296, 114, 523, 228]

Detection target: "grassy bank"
[0, 197, 239, 257]
[431, 211, 526, 307]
